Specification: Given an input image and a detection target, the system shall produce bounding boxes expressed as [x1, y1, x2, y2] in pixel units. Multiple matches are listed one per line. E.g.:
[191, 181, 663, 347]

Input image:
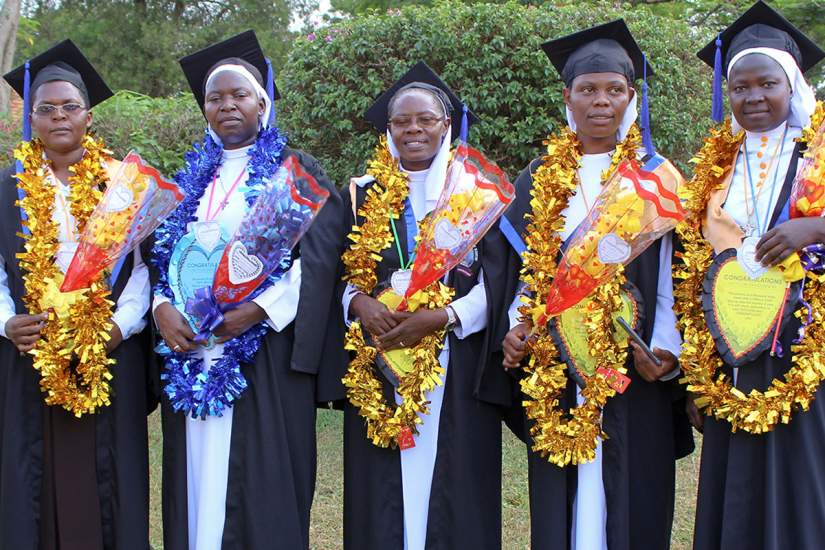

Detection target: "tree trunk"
[0, 0, 22, 114]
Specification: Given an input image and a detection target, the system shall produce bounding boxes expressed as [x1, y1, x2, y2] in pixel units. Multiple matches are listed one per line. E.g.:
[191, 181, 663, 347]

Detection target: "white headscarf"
[727, 47, 816, 133]
[204, 63, 272, 145]
[386, 125, 452, 198]
[565, 89, 639, 143]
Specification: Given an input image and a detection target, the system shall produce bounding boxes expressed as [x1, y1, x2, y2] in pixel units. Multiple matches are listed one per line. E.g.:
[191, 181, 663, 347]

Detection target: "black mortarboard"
[364, 61, 479, 142]
[697, 1, 825, 123]
[697, 0, 825, 74]
[541, 19, 653, 86]
[179, 30, 280, 117]
[3, 39, 112, 110]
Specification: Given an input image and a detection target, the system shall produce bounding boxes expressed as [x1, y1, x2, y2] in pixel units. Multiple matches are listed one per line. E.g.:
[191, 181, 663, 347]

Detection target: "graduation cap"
[542, 19, 653, 87]
[542, 19, 656, 155]
[697, 0, 825, 123]
[364, 61, 479, 143]
[179, 30, 280, 125]
[3, 39, 113, 143]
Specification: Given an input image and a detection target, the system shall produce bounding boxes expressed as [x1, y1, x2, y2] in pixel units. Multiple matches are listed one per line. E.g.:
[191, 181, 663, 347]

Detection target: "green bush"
[1, 91, 204, 177]
[278, 0, 716, 185]
[0, 112, 21, 169]
[92, 91, 204, 177]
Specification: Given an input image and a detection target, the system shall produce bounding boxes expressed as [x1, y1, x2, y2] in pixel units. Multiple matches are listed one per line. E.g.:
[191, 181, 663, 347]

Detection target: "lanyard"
[205, 161, 248, 221]
[390, 198, 418, 269]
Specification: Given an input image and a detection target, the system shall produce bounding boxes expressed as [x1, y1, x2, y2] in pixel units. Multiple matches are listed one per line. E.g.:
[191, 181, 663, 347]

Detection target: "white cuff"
[659, 366, 682, 382]
[251, 259, 302, 332]
[342, 282, 362, 328]
[448, 271, 487, 340]
[0, 311, 12, 339]
[508, 282, 527, 330]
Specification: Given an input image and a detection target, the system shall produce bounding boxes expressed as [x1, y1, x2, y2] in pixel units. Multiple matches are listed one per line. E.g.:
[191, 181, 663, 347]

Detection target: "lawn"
[147, 410, 700, 549]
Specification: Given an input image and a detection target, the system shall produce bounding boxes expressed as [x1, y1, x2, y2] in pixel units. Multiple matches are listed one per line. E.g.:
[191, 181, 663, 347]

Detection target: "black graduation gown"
[326, 178, 512, 550]
[693, 143, 825, 550]
[495, 157, 695, 550]
[0, 165, 156, 550]
[331, 178, 513, 550]
[150, 147, 345, 550]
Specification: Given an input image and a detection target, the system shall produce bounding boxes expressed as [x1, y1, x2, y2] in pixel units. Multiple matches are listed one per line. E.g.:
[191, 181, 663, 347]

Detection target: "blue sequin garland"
[151, 126, 288, 419]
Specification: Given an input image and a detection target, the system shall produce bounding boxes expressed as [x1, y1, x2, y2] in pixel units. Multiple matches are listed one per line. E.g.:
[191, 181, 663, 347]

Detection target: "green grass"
[148, 410, 700, 549]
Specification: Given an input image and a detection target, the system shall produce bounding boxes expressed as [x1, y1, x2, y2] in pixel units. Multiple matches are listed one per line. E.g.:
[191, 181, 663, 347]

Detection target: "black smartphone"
[617, 317, 662, 367]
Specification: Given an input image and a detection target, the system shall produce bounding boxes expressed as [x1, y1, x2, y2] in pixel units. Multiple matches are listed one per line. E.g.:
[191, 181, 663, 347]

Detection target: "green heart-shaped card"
[701, 248, 799, 367]
[549, 282, 644, 388]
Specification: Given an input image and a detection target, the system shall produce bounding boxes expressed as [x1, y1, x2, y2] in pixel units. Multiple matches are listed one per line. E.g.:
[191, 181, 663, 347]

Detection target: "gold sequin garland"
[674, 102, 825, 433]
[519, 125, 641, 466]
[13, 136, 116, 417]
[342, 138, 454, 448]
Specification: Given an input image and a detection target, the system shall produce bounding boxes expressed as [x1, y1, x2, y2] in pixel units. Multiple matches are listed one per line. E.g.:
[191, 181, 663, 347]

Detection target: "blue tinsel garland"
[151, 126, 288, 419]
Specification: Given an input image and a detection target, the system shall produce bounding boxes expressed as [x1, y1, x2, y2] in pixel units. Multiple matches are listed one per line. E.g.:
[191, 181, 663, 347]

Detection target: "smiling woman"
[386, 85, 450, 170]
[335, 61, 512, 550]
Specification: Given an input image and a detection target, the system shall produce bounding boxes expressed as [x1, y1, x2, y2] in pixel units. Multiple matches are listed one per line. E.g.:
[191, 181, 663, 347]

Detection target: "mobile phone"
[617, 317, 662, 367]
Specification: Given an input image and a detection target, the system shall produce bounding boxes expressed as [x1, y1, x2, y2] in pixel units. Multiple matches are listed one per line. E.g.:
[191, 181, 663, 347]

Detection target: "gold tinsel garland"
[519, 125, 641, 466]
[342, 138, 454, 448]
[13, 136, 116, 417]
[673, 102, 825, 433]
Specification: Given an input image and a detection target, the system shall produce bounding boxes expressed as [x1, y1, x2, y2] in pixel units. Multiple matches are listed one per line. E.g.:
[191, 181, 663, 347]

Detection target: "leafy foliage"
[91, 90, 204, 176]
[278, 0, 714, 186]
[15, 0, 306, 97]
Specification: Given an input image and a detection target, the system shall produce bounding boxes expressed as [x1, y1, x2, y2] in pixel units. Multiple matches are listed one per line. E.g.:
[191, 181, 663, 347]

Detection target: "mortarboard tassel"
[712, 34, 724, 124]
[16, 60, 31, 233]
[641, 54, 655, 157]
[459, 104, 469, 143]
[265, 57, 276, 126]
[22, 60, 31, 141]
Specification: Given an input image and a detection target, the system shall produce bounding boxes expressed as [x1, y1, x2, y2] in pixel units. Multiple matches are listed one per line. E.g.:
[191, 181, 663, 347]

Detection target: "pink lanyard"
[205, 161, 249, 222]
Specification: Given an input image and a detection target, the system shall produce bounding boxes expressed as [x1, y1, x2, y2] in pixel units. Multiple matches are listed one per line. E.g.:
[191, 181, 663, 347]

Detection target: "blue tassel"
[16, 60, 31, 235]
[459, 104, 468, 143]
[22, 61, 31, 141]
[265, 57, 276, 126]
[640, 54, 655, 157]
[712, 33, 724, 123]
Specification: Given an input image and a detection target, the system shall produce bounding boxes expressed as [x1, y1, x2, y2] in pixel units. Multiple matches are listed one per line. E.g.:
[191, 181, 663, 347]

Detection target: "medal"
[390, 269, 412, 295]
[737, 235, 768, 279]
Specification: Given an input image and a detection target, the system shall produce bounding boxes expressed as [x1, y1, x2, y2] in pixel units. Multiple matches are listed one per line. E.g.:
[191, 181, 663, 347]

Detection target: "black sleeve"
[284, 149, 348, 379]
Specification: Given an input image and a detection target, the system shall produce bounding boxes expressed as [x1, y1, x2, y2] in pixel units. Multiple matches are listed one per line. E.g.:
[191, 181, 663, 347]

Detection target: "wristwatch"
[444, 306, 458, 331]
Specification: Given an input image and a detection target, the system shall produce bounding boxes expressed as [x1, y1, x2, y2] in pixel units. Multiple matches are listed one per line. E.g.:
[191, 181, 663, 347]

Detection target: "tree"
[330, 0, 431, 16]
[15, 0, 316, 96]
[0, 0, 22, 112]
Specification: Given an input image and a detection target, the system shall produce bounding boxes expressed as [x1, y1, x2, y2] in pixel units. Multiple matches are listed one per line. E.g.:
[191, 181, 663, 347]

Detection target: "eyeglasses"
[388, 115, 445, 129]
[32, 103, 86, 116]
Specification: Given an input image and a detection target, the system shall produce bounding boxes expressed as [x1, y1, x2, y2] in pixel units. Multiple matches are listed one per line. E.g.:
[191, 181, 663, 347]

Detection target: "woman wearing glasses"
[336, 62, 511, 550]
[0, 41, 153, 550]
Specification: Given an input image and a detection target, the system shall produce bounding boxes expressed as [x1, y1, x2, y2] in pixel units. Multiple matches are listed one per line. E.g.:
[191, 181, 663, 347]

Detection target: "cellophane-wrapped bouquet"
[186, 154, 329, 341]
[61, 151, 183, 292]
[536, 154, 685, 324]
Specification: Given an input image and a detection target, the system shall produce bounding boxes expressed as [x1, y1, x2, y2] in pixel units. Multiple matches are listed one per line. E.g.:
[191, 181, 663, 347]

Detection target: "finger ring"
[173, 344, 182, 352]
[399, 340, 405, 347]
